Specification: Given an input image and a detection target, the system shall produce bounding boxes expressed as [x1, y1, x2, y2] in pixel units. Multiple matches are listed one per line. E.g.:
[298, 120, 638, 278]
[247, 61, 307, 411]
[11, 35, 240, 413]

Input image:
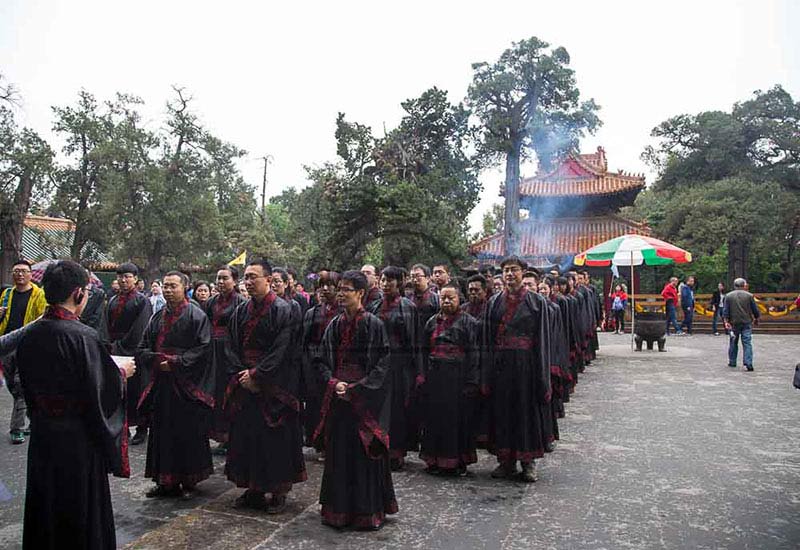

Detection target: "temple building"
[470, 146, 650, 270]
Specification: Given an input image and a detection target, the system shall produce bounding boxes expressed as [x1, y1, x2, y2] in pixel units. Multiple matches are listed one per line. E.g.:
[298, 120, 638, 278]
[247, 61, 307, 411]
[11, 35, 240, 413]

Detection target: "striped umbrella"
[574, 235, 692, 350]
[573, 235, 692, 267]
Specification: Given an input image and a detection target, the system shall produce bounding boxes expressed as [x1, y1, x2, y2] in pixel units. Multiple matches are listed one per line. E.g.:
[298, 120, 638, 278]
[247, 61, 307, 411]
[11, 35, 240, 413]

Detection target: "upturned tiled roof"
[518, 147, 645, 198]
[469, 215, 651, 260]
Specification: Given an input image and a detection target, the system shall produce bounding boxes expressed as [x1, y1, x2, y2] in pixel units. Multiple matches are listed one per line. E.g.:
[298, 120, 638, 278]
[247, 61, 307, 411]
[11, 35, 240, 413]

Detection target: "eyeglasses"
[12, 269, 31, 275]
[409, 273, 425, 279]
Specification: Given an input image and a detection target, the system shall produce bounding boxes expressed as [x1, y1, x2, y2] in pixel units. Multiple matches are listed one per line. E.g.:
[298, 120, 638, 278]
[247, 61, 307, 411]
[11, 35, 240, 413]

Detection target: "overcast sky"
[2, 0, 797, 233]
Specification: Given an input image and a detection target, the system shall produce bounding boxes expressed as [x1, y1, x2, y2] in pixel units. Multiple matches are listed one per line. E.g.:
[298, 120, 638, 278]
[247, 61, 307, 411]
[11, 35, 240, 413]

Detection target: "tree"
[0, 107, 53, 283]
[50, 90, 111, 259]
[98, 88, 259, 280]
[479, 202, 504, 239]
[0, 73, 20, 106]
[273, 88, 481, 272]
[467, 37, 600, 254]
[641, 86, 800, 287]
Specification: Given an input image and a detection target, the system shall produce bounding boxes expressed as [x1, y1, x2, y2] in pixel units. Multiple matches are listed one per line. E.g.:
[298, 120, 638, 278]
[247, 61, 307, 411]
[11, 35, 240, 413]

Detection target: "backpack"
[612, 295, 624, 311]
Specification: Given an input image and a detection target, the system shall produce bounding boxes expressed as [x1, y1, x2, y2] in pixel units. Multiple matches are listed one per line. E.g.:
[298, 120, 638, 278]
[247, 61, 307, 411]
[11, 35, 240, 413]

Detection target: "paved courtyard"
[0, 332, 798, 549]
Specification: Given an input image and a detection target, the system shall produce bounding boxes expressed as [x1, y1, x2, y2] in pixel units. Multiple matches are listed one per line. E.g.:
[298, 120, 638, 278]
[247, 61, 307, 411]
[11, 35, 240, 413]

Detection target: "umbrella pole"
[630, 251, 635, 351]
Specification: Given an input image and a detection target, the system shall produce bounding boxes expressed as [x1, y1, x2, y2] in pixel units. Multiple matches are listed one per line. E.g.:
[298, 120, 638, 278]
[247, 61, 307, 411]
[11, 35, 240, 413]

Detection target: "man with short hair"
[482, 256, 551, 483]
[463, 274, 489, 318]
[286, 268, 310, 313]
[360, 264, 383, 308]
[661, 277, 682, 335]
[723, 278, 760, 371]
[106, 262, 153, 445]
[136, 271, 213, 498]
[17, 260, 134, 549]
[431, 264, 451, 290]
[0, 259, 47, 444]
[301, 271, 341, 446]
[224, 259, 306, 513]
[313, 270, 397, 529]
[419, 283, 479, 475]
[410, 264, 440, 327]
[522, 270, 539, 293]
[680, 276, 696, 335]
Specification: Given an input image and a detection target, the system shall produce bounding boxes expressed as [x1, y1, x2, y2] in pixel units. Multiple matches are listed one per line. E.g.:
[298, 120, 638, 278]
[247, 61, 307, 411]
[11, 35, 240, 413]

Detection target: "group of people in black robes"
[6, 254, 604, 546]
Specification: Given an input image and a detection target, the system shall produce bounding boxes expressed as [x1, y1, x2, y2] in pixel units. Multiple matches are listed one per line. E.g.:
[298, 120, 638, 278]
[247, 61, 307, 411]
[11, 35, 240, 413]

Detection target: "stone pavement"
[0, 333, 798, 549]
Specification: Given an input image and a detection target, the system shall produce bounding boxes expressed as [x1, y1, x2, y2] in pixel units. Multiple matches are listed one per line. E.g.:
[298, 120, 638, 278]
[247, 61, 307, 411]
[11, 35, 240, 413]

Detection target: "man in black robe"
[17, 260, 135, 550]
[463, 274, 490, 447]
[287, 268, 310, 313]
[566, 272, 589, 372]
[539, 278, 567, 450]
[409, 263, 440, 326]
[420, 283, 479, 475]
[313, 270, 397, 530]
[224, 259, 306, 513]
[367, 266, 421, 470]
[553, 277, 577, 397]
[301, 271, 341, 447]
[462, 274, 489, 318]
[106, 262, 153, 445]
[482, 256, 550, 483]
[204, 265, 247, 451]
[136, 271, 213, 497]
[580, 270, 602, 361]
[360, 264, 383, 309]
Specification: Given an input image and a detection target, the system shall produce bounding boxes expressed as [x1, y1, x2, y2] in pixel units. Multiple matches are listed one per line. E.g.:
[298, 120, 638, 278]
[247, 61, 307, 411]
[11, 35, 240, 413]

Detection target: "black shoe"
[728, 364, 737, 368]
[491, 462, 517, 479]
[266, 494, 287, 514]
[544, 441, 555, 453]
[519, 462, 538, 483]
[745, 365, 754, 372]
[424, 464, 440, 475]
[234, 490, 267, 510]
[390, 457, 404, 471]
[146, 485, 183, 498]
[131, 428, 148, 446]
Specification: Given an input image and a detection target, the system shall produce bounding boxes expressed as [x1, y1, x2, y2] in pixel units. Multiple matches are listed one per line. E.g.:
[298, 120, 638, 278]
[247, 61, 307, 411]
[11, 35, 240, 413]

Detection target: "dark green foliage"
[637, 86, 800, 289]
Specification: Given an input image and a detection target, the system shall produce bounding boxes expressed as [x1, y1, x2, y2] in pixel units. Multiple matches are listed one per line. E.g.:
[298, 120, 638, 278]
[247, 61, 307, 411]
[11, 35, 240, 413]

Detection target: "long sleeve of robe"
[17, 308, 128, 550]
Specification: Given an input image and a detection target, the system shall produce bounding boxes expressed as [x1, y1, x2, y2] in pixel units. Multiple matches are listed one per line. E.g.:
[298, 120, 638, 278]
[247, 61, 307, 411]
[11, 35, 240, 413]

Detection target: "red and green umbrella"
[574, 235, 692, 267]
[574, 235, 691, 351]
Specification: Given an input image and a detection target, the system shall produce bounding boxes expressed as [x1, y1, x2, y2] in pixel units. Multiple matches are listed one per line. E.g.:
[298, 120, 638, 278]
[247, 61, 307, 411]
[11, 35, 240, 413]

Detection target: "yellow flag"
[229, 250, 247, 266]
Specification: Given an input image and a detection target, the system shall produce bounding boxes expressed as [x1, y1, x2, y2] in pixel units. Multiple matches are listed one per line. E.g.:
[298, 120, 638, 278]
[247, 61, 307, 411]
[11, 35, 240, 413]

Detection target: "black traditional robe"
[136, 299, 213, 487]
[106, 289, 152, 427]
[367, 294, 421, 460]
[553, 294, 576, 398]
[203, 290, 248, 442]
[570, 289, 589, 372]
[17, 306, 129, 550]
[544, 299, 567, 442]
[81, 285, 108, 339]
[461, 299, 487, 319]
[301, 302, 340, 444]
[462, 300, 491, 447]
[362, 286, 383, 310]
[420, 310, 479, 469]
[224, 292, 306, 495]
[481, 286, 551, 464]
[585, 284, 601, 359]
[412, 288, 440, 327]
[312, 309, 397, 529]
